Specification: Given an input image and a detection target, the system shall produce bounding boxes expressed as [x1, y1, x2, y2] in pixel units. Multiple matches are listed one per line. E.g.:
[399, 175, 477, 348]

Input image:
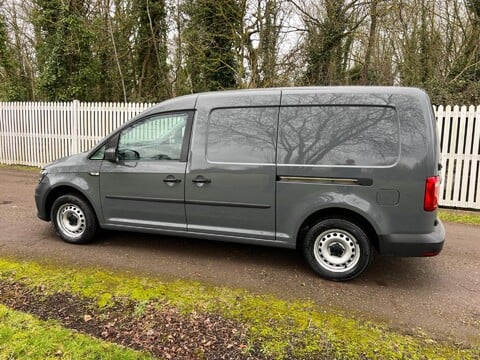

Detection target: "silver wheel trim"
[313, 229, 361, 273]
[56, 203, 86, 239]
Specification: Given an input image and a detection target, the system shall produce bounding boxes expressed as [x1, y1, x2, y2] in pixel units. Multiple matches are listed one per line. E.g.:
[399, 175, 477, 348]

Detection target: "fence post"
[71, 100, 79, 155]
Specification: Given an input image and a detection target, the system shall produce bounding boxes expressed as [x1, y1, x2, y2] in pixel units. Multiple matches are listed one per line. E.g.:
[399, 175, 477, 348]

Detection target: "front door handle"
[163, 175, 181, 187]
[192, 175, 211, 186]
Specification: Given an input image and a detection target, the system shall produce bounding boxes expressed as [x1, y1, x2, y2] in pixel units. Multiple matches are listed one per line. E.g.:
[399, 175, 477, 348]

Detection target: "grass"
[438, 208, 480, 226]
[0, 163, 40, 172]
[0, 304, 151, 360]
[0, 257, 478, 360]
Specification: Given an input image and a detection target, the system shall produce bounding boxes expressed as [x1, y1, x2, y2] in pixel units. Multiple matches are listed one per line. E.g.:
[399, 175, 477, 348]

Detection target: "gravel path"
[0, 168, 478, 344]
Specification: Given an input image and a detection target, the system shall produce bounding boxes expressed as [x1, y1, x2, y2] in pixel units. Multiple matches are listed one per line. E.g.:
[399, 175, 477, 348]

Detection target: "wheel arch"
[44, 185, 99, 223]
[296, 207, 379, 252]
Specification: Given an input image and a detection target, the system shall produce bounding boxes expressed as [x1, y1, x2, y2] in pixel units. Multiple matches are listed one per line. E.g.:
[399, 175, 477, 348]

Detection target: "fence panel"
[0, 101, 479, 209]
[435, 105, 480, 209]
[0, 101, 151, 167]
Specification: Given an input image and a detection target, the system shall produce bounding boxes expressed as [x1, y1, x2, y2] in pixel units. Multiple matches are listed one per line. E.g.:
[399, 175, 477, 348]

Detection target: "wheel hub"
[313, 229, 361, 273]
[56, 203, 86, 238]
[67, 214, 78, 226]
[328, 242, 346, 257]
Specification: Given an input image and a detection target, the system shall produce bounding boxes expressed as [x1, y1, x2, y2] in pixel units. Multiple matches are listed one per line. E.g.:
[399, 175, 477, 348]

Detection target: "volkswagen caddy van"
[35, 87, 445, 281]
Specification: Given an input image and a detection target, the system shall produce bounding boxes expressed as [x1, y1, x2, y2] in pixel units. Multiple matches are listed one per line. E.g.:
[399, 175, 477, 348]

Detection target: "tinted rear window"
[277, 106, 399, 166]
[207, 107, 278, 164]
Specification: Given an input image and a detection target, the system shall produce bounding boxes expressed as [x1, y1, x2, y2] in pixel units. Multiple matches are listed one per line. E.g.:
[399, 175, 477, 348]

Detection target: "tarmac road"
[0, 168, 478, 344]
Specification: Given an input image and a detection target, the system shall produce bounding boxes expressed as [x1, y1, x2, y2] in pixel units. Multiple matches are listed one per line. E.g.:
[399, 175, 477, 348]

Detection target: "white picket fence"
[436, 105, 480, 210]
[0, 101, 479, 209]
[0, 101, 152, 167]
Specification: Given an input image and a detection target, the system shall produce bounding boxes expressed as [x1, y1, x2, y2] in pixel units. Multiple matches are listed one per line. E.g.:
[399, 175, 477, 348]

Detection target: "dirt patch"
[0, 281, 263, 359]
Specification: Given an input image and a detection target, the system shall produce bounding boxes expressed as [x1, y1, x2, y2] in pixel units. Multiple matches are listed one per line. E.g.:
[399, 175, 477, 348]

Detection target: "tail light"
[424, 176, 439, 211]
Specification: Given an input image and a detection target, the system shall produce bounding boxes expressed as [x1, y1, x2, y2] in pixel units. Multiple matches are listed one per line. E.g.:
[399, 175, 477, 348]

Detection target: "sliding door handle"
[192, 175, 211, 185]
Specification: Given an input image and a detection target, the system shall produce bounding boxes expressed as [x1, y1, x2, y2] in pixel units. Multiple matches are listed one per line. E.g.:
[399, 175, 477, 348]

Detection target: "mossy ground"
[0, 258, 477, 359]
[439, 208, 480, 226]
[0, 163, 40, 172]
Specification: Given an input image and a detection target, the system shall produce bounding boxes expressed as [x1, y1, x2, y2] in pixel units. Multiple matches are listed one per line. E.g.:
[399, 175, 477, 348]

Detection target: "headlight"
[39, 169, 48, 183]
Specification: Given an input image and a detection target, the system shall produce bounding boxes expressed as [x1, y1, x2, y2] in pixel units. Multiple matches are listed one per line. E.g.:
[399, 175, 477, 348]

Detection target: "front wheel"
[51, 194, 97, 244]
[303, 218, 373, 281]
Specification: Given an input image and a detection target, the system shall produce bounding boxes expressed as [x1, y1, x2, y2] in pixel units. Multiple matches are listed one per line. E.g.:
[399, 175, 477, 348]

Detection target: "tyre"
[303, 218, 373, 281]
[50, 194, 97, 244]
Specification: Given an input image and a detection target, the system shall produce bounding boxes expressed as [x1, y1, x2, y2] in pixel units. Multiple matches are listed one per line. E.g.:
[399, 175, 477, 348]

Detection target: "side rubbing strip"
[186, 200, 271, 209]
[105, 196, 271, 208]
[105, 195, 184, 204]
[277, 176, 373, 186]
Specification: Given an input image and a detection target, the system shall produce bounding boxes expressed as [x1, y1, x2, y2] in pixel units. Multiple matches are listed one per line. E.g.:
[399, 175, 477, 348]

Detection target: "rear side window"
[277, 106, 399, 166]
[207, 107, 278, 164]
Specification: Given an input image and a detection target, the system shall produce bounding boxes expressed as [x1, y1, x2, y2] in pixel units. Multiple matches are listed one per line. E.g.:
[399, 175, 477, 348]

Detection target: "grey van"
[35, 87, 445, 281]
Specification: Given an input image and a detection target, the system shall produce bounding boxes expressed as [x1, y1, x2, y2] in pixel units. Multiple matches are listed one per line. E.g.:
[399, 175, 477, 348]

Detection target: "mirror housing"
[104, 147, 118, 162]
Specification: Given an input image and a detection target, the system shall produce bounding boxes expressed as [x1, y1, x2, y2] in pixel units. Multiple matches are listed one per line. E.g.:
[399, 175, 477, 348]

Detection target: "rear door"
[100, 112, 193, 231]
[184, 91, 282, 243]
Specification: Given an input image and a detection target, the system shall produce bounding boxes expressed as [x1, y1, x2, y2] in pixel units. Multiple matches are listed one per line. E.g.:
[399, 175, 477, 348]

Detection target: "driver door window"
[118, 113, 188, 161]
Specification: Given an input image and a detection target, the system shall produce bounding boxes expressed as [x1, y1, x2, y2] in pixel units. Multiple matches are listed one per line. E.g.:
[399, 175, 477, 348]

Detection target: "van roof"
[143, 86, 429, 116]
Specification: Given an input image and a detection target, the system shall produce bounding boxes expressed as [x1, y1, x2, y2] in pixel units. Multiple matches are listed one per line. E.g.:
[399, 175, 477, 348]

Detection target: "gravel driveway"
[0, 168, 478, 344]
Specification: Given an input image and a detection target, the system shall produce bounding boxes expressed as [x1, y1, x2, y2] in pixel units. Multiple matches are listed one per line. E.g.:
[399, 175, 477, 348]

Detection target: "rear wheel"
[303, 218, 373, 281]
[51, 194, 97, 244]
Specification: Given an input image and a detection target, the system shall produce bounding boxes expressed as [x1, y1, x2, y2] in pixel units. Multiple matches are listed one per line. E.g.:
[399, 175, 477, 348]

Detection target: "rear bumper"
[379, 219, 445, 256]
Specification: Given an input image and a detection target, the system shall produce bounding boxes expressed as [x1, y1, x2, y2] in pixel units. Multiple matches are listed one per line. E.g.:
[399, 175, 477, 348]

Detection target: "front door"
[100, 112, 192, 232]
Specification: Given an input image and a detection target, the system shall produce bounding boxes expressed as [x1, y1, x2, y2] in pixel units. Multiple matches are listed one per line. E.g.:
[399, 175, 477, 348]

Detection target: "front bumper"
[35, 179, 50, 221]
[379, 219, 445, 256]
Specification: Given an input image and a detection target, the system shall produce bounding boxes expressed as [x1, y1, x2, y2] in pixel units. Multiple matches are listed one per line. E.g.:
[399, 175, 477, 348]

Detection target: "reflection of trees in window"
[393, 95, 427, 167]
[278, 106, 399, 166]
[207, 107, 278, 163]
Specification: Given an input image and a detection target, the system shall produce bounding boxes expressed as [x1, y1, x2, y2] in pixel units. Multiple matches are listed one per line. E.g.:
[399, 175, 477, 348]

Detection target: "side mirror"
[104, 147, 118, 162]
